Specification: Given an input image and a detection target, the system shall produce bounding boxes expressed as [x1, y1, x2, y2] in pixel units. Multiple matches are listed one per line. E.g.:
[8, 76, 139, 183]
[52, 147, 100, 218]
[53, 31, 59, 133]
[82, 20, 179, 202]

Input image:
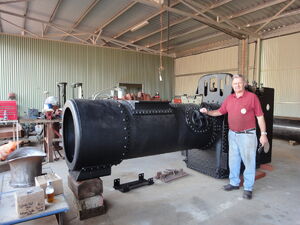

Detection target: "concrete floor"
[42, 140, 300, 225]
[28, 139, 300, 225]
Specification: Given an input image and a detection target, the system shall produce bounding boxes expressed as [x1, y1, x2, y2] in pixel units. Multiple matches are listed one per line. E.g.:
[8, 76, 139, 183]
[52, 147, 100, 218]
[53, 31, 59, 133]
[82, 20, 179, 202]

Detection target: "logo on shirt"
[241, 108, 247, 114]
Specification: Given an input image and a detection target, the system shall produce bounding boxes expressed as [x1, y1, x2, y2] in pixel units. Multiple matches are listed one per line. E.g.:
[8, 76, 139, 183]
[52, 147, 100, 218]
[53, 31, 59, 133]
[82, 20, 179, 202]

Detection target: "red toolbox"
[0, 100, 18, 120]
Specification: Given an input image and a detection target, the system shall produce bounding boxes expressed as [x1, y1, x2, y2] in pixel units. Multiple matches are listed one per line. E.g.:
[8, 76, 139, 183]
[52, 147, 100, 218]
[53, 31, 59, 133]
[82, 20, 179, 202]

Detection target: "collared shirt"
[218, 90, 264, 132]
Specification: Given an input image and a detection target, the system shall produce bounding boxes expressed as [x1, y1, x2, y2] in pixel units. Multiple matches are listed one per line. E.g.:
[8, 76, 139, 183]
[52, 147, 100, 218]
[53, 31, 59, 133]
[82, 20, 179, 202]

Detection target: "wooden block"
[255, 170, 266, 180]
[15, 187, 45, 218]
[35, 173, 63, 197]
[260, 164, 274, 171]
[75, 195, 105, 220]
[68, 175, 103, 200]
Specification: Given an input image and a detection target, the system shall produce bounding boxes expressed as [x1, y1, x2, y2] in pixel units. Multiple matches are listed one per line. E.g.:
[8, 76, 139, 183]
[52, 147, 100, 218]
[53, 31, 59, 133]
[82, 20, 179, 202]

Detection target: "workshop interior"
[0, 0, 300, 224]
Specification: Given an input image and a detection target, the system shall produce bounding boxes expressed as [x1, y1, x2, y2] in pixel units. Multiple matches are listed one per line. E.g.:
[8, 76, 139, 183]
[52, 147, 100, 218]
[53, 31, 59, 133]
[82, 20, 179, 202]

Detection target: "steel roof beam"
[112, 0, 180, 40]
[172, 3, 300, 56]
[180, 0, 212, 21]
[86, 1, 137, 43]
[0, 16, 41, 38]
[168, 32, 225, 50]
[148, 25, 207, 47]
[61, 0, 100, 41]
[0, 14, 2, 32]
[175, 38, 238, 57]
[184, 0, 258, 35]
[21, 1, 28, 35]
[245, 7, 300, 28]
[173, 0, 295, 57]
[226, 0, 290, 20]
[261, 21, 300, 38]
[255, 0, 296, 33]
[180, 0, 258, 38]
[0, 0, 34, 4]
[131, 0, 288, 46]
[43, 0, 63, 36]
[141, 0, 290, 51]
[129, 0, 232, 45]
[136, 0, 245, 39]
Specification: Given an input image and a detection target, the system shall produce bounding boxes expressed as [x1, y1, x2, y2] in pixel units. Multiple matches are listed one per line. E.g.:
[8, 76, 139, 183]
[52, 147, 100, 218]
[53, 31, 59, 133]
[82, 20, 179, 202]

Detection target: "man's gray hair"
[232, 74, 245, 81]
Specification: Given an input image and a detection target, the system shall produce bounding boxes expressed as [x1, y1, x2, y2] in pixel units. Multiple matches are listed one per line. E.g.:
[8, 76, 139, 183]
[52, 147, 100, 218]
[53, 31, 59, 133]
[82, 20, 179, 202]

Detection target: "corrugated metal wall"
[261, 32, 300, 118]
[0, 35, 174, 116]
[174, 46, 238, 96]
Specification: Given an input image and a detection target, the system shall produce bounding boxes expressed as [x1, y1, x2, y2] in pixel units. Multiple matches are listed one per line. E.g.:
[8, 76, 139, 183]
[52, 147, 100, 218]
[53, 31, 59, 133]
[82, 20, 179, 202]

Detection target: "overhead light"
[130, 20, 149, 32]
[152, 0, 164, 4]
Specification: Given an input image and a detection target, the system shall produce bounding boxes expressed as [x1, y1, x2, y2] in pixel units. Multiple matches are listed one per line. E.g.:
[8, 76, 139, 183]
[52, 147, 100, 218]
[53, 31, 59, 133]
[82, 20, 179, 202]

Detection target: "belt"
[232, 128, 256, 134]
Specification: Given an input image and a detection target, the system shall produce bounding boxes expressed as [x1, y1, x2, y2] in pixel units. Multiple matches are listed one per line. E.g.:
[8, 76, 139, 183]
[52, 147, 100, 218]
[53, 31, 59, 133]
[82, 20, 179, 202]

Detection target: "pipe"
[62, 99, 221, 181]
[273, 117, 300, 142]
[256, 38, 262, 86]
[57, 82, 67, 108]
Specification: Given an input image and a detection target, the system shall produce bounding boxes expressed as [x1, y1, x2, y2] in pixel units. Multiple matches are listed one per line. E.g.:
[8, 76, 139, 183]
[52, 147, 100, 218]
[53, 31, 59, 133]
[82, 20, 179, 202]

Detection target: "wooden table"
[18, 119, 62, 163]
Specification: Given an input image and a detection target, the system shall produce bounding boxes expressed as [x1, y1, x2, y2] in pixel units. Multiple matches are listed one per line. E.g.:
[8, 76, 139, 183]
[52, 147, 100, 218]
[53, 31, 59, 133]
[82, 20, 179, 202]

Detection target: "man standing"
[200, 74, 268, 200]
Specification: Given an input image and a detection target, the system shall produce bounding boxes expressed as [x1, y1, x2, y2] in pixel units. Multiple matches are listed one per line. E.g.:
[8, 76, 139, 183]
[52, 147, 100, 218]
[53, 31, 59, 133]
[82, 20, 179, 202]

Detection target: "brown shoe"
[243, 190, 252, 200]
[223, 184, 239, 191]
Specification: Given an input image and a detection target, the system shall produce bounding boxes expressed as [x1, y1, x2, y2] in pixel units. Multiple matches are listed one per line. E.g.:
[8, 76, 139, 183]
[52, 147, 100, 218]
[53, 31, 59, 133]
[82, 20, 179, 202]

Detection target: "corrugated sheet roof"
[0, 0, 299, 57]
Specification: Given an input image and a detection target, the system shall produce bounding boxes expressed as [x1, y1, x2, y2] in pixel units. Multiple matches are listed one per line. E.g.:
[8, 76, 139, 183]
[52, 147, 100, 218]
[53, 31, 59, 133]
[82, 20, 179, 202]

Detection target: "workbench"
[18, 119, 62, 162]
[0, 171, 69, 225]
[0, 191, 69, 225]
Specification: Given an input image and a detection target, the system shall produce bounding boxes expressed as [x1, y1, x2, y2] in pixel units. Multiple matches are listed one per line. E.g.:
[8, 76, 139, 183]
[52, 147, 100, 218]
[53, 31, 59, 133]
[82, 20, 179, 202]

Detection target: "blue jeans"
[228, 129, 257, 191]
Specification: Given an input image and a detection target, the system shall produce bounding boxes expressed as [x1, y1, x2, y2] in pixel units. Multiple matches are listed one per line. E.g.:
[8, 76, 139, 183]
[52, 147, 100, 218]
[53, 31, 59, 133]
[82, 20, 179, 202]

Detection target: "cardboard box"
[14, 186, 45, 218]
[35, 173, 63, 197]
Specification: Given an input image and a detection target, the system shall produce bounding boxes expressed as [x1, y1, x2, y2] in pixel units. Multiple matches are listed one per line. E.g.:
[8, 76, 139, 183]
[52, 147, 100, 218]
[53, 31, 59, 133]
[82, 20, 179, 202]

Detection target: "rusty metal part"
[155, 168, 188, 183]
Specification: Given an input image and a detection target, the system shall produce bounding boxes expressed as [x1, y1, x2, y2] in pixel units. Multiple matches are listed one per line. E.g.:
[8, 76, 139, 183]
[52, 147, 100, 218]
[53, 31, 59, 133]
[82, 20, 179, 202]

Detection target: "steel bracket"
[113, 173, 154, 193]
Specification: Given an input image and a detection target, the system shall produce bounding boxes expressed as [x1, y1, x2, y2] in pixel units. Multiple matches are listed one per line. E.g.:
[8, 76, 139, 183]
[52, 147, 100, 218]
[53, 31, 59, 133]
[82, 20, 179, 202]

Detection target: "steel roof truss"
[86, 1, 137, 43]
[0, 16, 40, 38]
[136, 0, 245, 39]
[62, 0, 100, 41]
[43, 0, 63, 35]
[0, 9, 172, 57]
[130, 0, 234, 45]
[255, 0, 296, 33]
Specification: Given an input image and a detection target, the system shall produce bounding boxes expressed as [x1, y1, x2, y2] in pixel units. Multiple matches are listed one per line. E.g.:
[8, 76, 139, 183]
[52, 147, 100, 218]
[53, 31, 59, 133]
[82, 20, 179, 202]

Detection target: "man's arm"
[257, 115, 268, 146]
[200, 108, 222, 117]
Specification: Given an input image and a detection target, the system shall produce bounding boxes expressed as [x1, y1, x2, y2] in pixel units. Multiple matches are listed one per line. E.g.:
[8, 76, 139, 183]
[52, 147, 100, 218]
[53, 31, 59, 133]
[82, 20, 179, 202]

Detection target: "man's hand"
[260, 135, 268, 146]
[200, 108, 208, 114]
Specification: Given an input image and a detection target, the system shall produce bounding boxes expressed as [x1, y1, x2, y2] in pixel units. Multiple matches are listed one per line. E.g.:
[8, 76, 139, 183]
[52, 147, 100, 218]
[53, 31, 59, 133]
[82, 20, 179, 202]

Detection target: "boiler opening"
[63, 107, 75, 163]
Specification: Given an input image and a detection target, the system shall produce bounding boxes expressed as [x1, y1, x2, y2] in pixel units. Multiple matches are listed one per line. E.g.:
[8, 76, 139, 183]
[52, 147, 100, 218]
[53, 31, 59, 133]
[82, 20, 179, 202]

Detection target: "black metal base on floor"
[113, 173, 154, 193]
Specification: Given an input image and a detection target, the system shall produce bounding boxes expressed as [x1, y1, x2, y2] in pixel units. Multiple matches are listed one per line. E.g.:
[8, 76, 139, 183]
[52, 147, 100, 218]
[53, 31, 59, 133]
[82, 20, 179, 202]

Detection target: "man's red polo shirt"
[218, 91, 264, 132]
